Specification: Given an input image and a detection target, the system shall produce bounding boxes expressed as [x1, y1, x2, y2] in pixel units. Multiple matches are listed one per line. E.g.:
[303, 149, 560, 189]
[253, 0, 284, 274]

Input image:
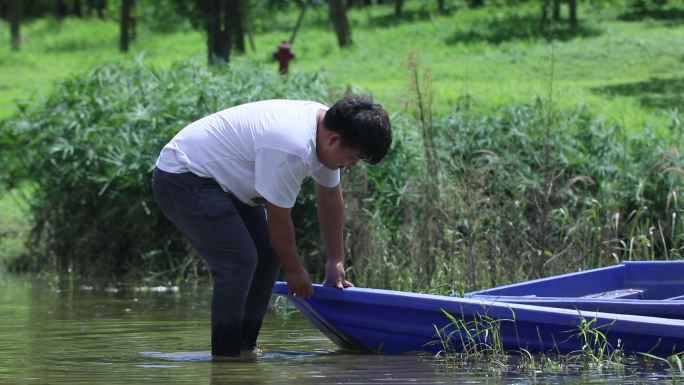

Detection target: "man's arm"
[266, 202, 313, 297]
[315, 182, 354, 289]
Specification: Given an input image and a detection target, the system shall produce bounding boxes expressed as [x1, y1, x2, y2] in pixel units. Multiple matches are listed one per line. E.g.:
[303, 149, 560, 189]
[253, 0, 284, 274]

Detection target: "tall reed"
[343, 88, 684, 292]
[2, 59, 683, 289]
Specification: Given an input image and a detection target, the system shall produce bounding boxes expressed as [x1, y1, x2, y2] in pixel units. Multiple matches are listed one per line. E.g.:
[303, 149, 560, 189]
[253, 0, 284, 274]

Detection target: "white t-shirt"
[156, 99, 340, 208]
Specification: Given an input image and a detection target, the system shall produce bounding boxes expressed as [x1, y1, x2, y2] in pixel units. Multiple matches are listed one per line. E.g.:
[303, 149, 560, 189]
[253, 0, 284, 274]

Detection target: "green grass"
[1, 1, 683, 132]
[0, 17, 205, 119]
[641, 352, 684, 384]
[1, 1, 684, 283]
[432, 309, 628, 374]
[259, 2, 684, 133]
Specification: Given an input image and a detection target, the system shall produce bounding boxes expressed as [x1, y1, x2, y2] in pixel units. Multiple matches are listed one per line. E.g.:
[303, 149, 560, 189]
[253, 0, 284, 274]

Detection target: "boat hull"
[274, 282, 684, 356]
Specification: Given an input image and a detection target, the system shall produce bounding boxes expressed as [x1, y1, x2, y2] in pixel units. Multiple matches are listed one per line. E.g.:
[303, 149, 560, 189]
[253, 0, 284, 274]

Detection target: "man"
[151, 96, 392, 359]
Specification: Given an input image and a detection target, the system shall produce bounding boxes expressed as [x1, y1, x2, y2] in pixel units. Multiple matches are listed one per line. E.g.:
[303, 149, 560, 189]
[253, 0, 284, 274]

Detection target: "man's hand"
[284, 263, 314, 298]
[322, 260, 354, 289]
[315, 183, 353, 290]
[266, 202, 314, 298]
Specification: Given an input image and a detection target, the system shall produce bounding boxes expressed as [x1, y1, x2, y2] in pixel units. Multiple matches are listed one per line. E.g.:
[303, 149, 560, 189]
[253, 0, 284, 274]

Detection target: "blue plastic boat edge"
[272, 283, 368, 352]
[273, 281, 684, 356]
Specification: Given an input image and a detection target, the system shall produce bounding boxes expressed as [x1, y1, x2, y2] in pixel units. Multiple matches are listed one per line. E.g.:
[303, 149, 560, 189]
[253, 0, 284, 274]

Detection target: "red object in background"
[273, 42, 295, 75]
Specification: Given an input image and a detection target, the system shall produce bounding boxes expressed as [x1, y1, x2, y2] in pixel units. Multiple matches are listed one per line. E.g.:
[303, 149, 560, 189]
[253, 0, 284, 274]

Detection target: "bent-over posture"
[151, 97, 392, 358]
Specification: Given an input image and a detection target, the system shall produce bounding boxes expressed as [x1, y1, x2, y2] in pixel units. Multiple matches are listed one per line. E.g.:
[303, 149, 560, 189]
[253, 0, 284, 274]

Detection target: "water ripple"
[0, 276, 680, 385]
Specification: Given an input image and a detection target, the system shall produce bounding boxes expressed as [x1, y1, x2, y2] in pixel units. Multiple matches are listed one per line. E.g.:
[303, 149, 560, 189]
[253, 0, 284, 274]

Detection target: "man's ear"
[327, 132, 342, 146]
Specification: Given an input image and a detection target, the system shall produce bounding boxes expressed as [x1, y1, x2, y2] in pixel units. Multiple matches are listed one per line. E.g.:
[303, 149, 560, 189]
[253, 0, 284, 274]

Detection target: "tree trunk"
[207, 0, 220, 63]
[552, 0, 561, 21]
[394, 0, 403, 17]
[244, 17, 256, 51]
[328, 0, 352, 48]
[469, 0, 484, 7]
[89, 0, 106, 18]
[289, 3, 307, 44]
[86, 0, 95, 16]
[231, 0, 245, 54]
[540, 0, 549, 30]
[8, 0, 21, 51]
[207, 0, 230, 64]
[99, 0, 107, 18]
[222, 0, 233, 60]
[568, 0, 577, 30]
[205, 0, 213, 63]
[129, 0, 137, 41]
[73, 0, 82, 17]
[119, 0, 133, 52]
[436, 0, 445, 12]
[203, 0, 244, 64]
[56, 0, 68, 19]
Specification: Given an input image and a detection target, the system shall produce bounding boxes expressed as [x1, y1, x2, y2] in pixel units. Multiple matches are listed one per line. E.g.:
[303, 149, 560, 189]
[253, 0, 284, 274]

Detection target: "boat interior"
[468, 261, 684, 300]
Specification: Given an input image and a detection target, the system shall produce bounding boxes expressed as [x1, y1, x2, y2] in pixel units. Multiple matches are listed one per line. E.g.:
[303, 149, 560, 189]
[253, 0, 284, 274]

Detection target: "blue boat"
[272, 261, 684, 356]
[467, 261, 684, 318]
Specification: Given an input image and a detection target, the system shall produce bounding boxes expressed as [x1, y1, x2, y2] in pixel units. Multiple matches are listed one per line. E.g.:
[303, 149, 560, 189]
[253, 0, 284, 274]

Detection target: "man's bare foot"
[239, 347, 262, 359]
[211, 347, 261, 362]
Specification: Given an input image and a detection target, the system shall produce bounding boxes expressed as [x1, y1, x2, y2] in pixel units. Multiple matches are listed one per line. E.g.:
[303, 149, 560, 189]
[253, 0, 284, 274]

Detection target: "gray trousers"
[152, 167, 281, 356]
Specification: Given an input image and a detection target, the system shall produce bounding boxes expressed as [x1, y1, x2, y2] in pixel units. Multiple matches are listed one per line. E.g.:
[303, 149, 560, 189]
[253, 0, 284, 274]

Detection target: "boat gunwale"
[273, 282, 684, 331]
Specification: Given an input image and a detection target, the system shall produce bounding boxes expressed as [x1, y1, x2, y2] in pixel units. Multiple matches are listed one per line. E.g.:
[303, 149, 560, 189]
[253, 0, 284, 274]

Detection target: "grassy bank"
[2, 1, 683, 131]
[1, 1, 683, 287]
[247, 1, 684, 134]
[0, 17, 204, 120]
[3, 58, 682, 288]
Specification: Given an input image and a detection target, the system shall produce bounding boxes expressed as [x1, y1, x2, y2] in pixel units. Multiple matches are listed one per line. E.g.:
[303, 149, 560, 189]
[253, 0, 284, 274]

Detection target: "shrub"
[342, 101, 684, 292]
[2, 59, 682, 291]
[1, 60, 332, 281]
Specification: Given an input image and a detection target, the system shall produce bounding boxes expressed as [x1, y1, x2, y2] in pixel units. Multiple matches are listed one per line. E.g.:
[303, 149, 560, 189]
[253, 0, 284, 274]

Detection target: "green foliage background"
[1, 0, 683, 291]
[1, 61, 333, 280]
[341, 99, 684, 292]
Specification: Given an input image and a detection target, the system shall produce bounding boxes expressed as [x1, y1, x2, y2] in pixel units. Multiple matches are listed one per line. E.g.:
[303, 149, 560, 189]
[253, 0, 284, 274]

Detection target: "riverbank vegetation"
[1, 0, 683, 291]
[431, 309, 684, 381]
[1, 61, 333, 279]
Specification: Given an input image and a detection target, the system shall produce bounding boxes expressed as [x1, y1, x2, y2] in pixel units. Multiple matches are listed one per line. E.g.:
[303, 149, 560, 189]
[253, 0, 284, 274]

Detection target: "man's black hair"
[323, 96, 392, 165]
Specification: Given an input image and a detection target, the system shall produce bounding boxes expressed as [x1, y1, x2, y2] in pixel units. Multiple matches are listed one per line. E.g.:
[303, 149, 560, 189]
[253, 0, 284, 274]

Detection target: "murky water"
[1, 274, 680, 385]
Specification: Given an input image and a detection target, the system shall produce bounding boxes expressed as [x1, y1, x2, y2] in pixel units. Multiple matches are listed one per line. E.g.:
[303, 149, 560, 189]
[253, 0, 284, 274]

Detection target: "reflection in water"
[208, 354, 448, 385]
[140, 351, 214, 361]
[0, 274, 679, 385]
